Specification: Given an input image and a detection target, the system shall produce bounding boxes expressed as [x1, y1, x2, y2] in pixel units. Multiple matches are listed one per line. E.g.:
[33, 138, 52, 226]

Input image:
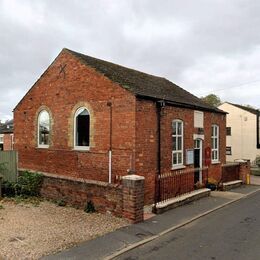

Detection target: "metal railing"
[221, 163, 240, 183]
[155, 167, 208, 205]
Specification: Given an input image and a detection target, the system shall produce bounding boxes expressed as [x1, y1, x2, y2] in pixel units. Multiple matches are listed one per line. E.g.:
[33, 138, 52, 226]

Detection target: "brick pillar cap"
[122, 175, 144, 181]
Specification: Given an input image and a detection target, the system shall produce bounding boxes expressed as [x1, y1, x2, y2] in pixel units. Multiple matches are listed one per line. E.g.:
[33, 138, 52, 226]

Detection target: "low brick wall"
[19, 169, 145, 223]
[40, 172, 123, 217]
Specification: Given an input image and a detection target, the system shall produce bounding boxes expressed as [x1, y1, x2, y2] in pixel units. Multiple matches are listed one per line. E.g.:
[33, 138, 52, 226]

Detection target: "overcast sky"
[1, 0, 260, 120]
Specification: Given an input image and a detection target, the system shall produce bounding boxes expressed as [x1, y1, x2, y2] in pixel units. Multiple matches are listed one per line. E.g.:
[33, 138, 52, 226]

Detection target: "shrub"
[56, 199, 67, 207]
[84, 200, 95, 213]
[1, 171, 43, 198]
[2, 181, 16, 197]
[17, 171, 44, 197]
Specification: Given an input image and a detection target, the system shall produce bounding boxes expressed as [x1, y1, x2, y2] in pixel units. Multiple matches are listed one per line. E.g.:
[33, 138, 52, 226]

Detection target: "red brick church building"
[14, 48, 226, 204]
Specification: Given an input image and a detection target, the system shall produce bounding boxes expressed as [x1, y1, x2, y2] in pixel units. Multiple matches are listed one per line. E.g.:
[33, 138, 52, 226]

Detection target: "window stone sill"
[73, 146, 90, 152]
[211, 161, 220, 165]
[171, 165, 186, 170]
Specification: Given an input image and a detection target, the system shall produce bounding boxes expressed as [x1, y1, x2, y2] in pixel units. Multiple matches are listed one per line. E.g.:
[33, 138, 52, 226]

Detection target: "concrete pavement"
[43, 180, 260, 260]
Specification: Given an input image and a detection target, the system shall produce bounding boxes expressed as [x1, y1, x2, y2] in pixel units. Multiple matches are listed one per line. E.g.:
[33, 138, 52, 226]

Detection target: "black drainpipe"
[154, 100, 165, 212]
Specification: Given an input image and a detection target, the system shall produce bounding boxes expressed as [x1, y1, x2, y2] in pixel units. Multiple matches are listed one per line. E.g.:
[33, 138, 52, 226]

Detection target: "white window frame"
[74, 107, 90, 151]
[211, 124, 219, 162]
[0, 134, 3, 144]
[172, 120, 184, 168]
[38, 110, 50, 149]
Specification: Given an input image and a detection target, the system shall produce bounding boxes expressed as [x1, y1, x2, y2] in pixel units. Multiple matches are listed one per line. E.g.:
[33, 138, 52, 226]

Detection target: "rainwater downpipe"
[107, 101, 113, 184]
[154, 100, 165, 207]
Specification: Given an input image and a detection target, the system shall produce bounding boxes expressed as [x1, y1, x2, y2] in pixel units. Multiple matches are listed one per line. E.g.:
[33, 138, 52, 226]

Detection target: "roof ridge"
[64, 48, 166, 81]
[63, 48, 225, 114]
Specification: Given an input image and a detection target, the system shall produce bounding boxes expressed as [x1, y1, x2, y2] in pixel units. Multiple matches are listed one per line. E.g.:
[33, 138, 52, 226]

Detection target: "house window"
[211, 124, 219, 162]
[226, 127, 231, 136]
[172, 120, 183, 167]
[226, 146, 232, 155]
[38, 110, 50, 148]
[74, 107, 90, 150]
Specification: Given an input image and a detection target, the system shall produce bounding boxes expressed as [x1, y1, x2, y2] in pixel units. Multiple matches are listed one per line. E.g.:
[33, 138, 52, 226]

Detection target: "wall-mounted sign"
[186, 149, 194, 165]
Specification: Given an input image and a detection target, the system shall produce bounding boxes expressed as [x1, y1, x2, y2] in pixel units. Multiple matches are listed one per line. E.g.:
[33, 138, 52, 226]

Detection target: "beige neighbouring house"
[218, 102, 260, 164]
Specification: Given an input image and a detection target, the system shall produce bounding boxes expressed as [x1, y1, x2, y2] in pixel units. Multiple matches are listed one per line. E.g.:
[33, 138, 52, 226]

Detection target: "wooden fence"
[0, 151, 18, 182]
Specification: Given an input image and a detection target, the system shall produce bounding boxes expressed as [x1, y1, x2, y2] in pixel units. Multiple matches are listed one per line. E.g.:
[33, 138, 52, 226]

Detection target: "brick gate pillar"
[122, 175, 145, 223]
[239, 161, 250, 184]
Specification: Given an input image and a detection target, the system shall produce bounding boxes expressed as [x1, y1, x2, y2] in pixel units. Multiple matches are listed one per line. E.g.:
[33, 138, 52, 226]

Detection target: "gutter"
[136, 94, 227, 115]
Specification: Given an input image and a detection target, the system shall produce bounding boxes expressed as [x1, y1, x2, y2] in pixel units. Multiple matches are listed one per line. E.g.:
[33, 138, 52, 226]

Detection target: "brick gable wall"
[3, 134, 13, 151]
[14, 50, 136, 182]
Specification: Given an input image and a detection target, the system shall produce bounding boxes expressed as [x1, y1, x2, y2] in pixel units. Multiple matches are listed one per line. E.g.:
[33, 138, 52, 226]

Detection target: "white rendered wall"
[218, 103, 260, 163]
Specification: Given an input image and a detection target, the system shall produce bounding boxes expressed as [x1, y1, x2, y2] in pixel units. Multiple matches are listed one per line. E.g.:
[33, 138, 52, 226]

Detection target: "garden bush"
[1, 171, 43, 198]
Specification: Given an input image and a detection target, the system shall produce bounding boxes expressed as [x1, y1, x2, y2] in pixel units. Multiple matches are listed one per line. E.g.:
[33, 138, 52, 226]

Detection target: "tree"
[201, 94, 222, 107]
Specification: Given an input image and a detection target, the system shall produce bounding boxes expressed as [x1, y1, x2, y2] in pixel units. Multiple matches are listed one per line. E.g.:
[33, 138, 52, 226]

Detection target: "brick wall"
[40, 172, 123, 216]
[14, 49, 136, 182]
[36, 171, 145, 223]
[135, 99, 158, 204]
[135, 101, 226, 204]
[14, 49, 226, 207]
[3, 134, 13, 151]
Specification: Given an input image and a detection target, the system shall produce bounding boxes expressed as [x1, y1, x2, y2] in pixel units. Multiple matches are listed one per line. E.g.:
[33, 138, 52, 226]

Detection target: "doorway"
[194, 139, 203, 184]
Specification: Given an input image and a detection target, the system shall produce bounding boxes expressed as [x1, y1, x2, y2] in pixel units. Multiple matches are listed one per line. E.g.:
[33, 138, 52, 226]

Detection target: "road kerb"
[104, 188, 260, 260]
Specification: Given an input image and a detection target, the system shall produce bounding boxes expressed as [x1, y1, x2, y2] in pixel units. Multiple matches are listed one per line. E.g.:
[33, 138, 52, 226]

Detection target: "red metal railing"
[155, 167, 208, 205]
[221, 163, 240, 183]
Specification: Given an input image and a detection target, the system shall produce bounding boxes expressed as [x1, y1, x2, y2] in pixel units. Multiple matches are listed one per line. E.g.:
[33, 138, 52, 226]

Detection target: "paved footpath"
[43, 182, 260, 260]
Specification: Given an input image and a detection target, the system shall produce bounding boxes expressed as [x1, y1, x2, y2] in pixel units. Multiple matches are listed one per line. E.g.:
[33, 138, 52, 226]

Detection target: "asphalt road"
[116, 190, 260, 260]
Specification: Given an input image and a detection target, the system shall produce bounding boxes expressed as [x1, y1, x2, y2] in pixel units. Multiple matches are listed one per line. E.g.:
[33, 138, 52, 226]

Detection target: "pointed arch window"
[38, 110, 50, 148]
[74, 107, 90, 150]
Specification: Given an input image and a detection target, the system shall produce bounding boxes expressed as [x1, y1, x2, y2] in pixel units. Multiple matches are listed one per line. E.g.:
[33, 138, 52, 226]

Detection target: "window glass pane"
[76, 109, 90, 146]
[214, 138, 217, 149]
[177, 152, 182, 164]
[172, 122, 177, 135]
[177, 122, 182, 135]
[39, 110, 50, 145]
[172, 136, 177, 151]
[172, 153, 177, 165]
[177, 136, 182, 150]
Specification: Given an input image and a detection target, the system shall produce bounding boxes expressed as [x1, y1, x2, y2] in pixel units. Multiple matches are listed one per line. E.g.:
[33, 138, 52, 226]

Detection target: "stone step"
[222, 180, 242, 191]
[153, 188, 211, 214]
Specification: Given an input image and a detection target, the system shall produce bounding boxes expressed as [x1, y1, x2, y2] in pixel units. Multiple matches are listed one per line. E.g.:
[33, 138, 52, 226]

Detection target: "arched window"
[74, 107, 90, 150]
[38, 110, 50, 148]
[172, 119, 184, 167]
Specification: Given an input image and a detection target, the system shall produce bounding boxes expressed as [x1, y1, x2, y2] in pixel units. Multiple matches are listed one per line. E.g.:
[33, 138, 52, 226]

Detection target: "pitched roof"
[228, 103, 259, 115]
[0, 119, 14, 134]
[65, 49, 225, 114]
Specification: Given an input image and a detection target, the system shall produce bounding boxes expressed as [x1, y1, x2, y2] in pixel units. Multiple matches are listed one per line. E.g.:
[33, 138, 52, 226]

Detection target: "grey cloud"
[1, 0, 260, 121]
